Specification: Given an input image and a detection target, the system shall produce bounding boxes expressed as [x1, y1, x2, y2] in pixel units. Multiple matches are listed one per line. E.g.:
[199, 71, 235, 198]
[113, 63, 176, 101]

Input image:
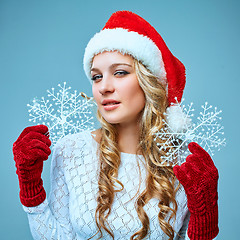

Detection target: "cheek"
[135, 91, 146, 110]
[92, 85, 100, 104]
[127, 84, 145, 107]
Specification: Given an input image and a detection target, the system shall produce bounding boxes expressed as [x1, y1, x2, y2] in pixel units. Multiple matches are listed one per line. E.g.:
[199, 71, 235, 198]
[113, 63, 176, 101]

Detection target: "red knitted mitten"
[13, 125, 51, 207]
[173, 142, 219, 240]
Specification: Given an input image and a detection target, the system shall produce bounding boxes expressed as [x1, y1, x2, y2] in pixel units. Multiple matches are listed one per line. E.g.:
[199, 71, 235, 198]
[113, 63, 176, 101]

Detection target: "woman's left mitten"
[173, 142, 219, 240]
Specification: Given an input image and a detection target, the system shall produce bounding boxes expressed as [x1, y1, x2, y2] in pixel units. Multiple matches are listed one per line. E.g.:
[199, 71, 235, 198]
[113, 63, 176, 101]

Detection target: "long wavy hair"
[91, 57, 181, 240]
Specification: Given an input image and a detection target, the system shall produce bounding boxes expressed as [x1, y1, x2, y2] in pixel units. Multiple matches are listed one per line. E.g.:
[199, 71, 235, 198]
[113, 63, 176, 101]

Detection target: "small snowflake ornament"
[27, 82, 98, 146]
[154, 99, 226, 166]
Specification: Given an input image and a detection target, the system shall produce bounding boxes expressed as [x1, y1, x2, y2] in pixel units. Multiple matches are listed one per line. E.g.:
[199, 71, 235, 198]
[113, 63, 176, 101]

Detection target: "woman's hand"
[13, 125, 51, 207]
[173, 142, 219, 240]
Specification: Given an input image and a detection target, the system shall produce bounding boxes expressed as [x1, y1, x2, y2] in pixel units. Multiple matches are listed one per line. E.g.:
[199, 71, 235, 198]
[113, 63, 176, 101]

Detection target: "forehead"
[92, 51, 134, 67]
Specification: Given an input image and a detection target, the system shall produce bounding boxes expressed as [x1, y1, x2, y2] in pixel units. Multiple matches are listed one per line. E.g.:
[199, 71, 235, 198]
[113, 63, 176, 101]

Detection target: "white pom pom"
[165, 105, 192, 133]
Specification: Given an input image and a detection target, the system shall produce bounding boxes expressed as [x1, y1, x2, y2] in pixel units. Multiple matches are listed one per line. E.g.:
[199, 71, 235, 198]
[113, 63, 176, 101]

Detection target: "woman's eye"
[91, 74, 102, 81]
[91, 71, 129, 81]
[114, 70, 129, 76]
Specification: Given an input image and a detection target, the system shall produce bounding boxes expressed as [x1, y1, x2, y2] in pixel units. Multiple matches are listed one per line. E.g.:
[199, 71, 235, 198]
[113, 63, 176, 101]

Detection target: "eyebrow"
[90, 63, 132, 72]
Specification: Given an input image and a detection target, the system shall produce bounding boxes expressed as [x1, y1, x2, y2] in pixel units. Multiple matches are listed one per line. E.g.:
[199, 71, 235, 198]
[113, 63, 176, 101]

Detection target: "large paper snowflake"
[27, 82, 98, 146]
[154, 99, 226, 166]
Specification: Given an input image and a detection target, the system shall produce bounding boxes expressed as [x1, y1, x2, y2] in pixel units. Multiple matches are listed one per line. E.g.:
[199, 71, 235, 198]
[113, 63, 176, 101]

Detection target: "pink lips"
[101, 99, 121, 111]
[101, 99, 120, 105]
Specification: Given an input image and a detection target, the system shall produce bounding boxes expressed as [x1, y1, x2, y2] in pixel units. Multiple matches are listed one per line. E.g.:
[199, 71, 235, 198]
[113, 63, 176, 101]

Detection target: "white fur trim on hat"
[83, 28, 167, 84]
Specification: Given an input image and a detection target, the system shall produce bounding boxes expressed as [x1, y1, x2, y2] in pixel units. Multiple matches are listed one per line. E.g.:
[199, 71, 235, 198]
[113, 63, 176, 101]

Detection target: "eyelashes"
[91, 71, 129, 81]
[115, 70, 129, 76]
[91, 75, 101, 81]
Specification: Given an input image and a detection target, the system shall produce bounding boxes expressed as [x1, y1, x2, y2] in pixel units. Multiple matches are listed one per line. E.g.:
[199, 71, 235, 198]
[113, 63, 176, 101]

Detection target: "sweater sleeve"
[22, 138, 77, 240]
[174, 210, 190, 240]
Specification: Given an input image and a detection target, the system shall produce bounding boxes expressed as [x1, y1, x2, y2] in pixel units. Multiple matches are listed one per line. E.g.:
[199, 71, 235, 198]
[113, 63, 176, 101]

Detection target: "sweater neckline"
[88, 130, 143, 158]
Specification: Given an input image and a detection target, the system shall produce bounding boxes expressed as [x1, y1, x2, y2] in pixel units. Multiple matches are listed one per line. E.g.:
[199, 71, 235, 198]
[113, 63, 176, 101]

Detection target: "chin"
[102, 118, 121, 125]
[100, 114, 123, 124]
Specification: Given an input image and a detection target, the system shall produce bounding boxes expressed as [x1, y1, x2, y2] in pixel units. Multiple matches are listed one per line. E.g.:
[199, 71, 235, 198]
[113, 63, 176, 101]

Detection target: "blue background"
[1, 0, 239, 239]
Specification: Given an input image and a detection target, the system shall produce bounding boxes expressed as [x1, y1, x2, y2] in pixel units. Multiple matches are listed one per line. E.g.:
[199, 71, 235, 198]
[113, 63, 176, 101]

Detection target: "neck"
[116, 123, 140, 155]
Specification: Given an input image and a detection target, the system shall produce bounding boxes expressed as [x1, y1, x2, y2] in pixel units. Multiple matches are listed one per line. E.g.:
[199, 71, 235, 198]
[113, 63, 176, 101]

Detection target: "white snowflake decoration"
[27, 83, 226, 161]
[27, 82, 98, 146]
[154, 99, 226, 166]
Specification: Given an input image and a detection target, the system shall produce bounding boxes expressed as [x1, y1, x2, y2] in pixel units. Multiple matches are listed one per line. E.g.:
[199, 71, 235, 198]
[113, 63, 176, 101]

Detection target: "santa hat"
[83, 10, 188, 132]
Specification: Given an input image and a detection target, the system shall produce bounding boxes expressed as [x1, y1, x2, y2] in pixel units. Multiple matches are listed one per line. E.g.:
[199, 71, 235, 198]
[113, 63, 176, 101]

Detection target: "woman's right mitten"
[13, 125, 51, 207]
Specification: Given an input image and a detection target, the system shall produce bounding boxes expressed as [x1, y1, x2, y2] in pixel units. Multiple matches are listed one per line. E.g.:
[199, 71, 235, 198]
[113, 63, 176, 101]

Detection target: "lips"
[104, 102, 120, 105]
[102, 99, 121, 106]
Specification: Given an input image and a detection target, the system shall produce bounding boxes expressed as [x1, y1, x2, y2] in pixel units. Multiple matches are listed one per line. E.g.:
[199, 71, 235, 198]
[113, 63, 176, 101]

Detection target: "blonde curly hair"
[90, 57, 181, 240]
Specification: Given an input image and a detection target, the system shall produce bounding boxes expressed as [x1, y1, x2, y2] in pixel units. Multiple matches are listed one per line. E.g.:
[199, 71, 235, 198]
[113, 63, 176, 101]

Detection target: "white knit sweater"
[22, 130, 191, 240]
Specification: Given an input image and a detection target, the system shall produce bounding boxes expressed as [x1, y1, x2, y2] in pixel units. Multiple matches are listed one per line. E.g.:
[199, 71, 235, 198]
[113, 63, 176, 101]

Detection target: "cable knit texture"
[21, 130, 191, 240]
[173, 142, 219, 240]
[13, 125, 51, 207]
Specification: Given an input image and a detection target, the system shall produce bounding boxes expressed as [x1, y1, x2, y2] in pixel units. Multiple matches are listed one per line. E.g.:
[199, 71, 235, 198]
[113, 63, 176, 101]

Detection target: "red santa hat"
[83, 10, 188, 132]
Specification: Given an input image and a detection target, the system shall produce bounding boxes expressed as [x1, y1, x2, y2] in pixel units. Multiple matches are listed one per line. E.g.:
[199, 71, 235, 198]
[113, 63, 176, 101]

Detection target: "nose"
[99, 75, 115, 95]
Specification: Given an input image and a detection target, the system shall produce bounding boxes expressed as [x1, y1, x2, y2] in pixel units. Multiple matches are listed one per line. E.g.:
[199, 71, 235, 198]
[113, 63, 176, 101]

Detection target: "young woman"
[12, 11, 219, 240]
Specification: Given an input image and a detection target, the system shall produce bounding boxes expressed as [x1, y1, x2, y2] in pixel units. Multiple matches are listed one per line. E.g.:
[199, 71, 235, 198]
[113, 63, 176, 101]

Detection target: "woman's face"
[91, 51, 146, 126]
